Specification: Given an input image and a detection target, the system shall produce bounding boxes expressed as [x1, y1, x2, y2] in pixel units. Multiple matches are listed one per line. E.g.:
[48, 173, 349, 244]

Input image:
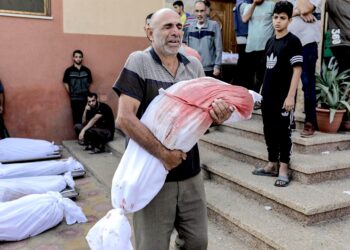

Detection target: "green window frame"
[0, 0, 50, 17]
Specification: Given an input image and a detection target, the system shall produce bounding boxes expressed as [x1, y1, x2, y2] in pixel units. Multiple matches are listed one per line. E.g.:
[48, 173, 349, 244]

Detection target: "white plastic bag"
[0, 157, 84, 179]
[0, 138, 60, 162]
[0, 172, 75, 202]
[86, 77, 256, 249]
[0, 191, 87, 241]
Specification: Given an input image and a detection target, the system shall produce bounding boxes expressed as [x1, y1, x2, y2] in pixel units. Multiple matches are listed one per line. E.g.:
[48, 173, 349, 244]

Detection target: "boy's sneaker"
[301, 122, 315, 137]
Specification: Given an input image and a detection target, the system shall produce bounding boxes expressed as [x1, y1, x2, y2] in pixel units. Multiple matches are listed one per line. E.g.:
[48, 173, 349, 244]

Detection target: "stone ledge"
[205, 180, 350, 249]
[200, 147, 350, 222]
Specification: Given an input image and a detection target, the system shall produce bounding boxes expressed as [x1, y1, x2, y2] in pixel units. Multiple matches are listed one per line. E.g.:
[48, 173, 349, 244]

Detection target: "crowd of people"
[1, 0, 349, 248]
[112, 1, 349, 248]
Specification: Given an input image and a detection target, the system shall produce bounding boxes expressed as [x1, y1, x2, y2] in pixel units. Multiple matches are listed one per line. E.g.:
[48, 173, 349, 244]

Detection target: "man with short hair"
[63, 50, 93, 126]
[75, 92, 114, 154]
[184, 1, 223, 77]
[242, 0, 275, 93]
[288, 0, 321, 137]
[113, 8, 231, 250]
[173, 0, 190, 26]
[0, 80, 9, 139]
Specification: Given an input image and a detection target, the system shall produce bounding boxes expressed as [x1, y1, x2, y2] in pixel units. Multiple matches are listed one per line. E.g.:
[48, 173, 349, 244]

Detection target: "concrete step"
[219, 118, 350, 154]
[199, 130, 350, 184]
[205, 180, 350, 250]
[62, 140, 119, 193]
[62, 138, 250, 250]
[200, 147, 350, 225]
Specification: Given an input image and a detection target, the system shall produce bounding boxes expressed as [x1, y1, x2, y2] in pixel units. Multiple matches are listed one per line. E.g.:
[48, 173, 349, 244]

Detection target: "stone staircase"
[63, 112, 350, 249]
[200, 111, 350, 249]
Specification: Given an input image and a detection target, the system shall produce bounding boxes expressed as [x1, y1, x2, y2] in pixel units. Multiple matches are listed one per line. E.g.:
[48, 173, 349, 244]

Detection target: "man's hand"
[210, 99, 234, 124]
[85, 104, 91, 111]
[283, 96, 295, 112]
[213, 68, 221, 77]
[78, 130, 85, 141]
[0, 106, 3, 114]
[161, 149, 187, 171]
[300, 13, 316, 23]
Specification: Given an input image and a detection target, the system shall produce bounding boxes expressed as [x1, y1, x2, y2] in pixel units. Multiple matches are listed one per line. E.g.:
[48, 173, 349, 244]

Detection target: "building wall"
[0, 0, 163, 143]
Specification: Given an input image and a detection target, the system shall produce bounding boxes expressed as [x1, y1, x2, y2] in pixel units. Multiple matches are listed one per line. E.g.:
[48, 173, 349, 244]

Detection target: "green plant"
[316, 57, 350, 123]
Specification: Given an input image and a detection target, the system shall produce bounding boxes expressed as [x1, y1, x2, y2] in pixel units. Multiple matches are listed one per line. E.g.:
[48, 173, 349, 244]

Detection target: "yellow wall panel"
[63, 0, 164, 37]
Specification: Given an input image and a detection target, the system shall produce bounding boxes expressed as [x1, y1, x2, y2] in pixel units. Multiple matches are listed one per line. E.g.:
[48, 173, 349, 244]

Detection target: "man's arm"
[81, 104, 89, 125]
[293, 0, 317, 22]
[116, 94, 186, 171]
[64, 83, 70, 93]
[78, 113, 103, 141]
[296, 0, 316, 15]
[0, 93, 3, 114]
[283, 66, 302, 112]
[242, 2, 256, 23]
[213, 22, 223, 76]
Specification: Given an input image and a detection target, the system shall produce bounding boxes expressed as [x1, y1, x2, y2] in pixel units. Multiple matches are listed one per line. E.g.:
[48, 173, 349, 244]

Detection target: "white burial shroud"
[86, 77, 259, 250]
[0, 157, 84, 179]
[0, 172, 75, 202]
[0, 191, 87, 241]
[0, 138, 60, 162]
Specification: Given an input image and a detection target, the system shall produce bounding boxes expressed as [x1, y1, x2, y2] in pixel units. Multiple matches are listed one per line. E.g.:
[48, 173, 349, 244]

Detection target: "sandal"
[274, 172, 292, 187]
[252, 167, 278, 177]
[89, 147, 105, 154]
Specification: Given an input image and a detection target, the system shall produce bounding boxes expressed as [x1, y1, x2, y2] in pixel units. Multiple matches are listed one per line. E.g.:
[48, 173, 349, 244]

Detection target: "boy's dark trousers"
[261, 101, 293, 164]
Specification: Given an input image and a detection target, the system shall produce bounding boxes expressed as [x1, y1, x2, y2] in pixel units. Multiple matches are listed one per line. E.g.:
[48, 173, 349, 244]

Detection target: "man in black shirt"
[75, 93, 114, 154]
[0, 80, 9, 139]
[63, 49, 93, 125]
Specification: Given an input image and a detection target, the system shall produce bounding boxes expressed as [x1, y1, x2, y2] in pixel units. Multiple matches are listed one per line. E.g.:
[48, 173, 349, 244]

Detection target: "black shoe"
[84, 145, 93, 151]
[89, 147, 105, 154]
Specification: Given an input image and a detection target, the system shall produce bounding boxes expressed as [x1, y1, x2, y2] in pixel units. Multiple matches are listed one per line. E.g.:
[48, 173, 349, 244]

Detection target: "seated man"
[75, 92, 115, 153]
[0, 80, 9, 139]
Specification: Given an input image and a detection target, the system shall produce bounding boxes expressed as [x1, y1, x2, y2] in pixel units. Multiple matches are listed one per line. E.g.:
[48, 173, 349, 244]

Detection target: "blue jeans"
[301, 42, 318, 127]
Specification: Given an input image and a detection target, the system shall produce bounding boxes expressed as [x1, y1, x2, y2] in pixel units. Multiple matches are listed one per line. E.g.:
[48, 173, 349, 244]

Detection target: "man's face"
[173, 5, 183, 15]
[272, 13, 290, 33]
[149, 10, 183, 56]
[73, 53, 83, 65]
[194, 2, 207, 24]
[87, 96, 98, 109]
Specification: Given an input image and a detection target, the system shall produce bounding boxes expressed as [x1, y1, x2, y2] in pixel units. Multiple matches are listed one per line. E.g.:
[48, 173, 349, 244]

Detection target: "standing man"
[184, 0, 223, 77]
[242, 0, 275, 93]
[288, 0, 321, 137]
[233, 0, 253, 87]
[173, 1, 190, 26]
[0, 80, 9, 139]
[326, 0, 350, 74]
[63, 50, 93, 126]
[113, 8, 231, 250]
[75, 93, 114, 154]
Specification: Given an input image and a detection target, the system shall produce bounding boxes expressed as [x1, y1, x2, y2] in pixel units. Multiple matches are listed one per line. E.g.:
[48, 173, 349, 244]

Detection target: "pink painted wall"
[0, 1, 148, 143]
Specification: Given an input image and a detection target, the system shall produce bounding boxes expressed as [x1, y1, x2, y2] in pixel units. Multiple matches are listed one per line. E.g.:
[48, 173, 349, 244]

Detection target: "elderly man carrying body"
[113, 8, 232, 250]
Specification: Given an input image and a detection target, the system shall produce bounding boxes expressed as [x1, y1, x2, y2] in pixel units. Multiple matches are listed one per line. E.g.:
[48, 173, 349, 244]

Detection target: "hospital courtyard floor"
[0, 137, 247, 250]
[0, 147, 114, 250]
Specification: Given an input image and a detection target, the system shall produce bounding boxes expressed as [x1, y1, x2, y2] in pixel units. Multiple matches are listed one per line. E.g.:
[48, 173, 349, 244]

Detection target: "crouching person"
[75, 92, 114, 154]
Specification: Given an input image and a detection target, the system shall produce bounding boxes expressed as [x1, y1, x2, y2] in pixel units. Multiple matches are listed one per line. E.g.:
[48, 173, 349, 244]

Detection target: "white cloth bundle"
[86, 77, 258, 249]
[0, 191, 87, 241]
[0, 172, 75, 202]
[0, 138, 60, 162]
[0, 157, 84, 179]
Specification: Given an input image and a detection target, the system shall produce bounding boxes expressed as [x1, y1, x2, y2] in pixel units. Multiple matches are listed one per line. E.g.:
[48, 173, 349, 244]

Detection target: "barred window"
[0, 0, 50, 16]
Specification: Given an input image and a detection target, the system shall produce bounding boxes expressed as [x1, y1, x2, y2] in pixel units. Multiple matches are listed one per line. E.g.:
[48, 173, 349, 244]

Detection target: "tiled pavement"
[0, 171, 111, 250]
